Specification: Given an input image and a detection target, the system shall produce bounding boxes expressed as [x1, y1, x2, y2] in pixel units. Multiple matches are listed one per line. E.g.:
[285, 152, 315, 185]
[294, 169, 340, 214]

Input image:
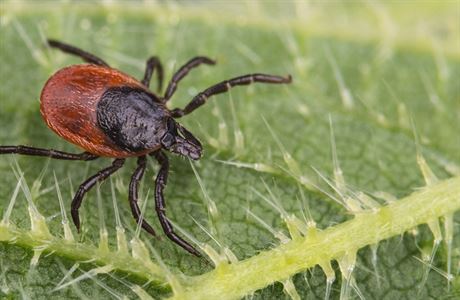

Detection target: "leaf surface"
[0, 2, 459, 299]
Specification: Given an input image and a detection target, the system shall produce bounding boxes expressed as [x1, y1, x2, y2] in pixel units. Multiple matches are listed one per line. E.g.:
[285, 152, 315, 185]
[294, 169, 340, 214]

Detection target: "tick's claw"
[141, 220, 157, 236]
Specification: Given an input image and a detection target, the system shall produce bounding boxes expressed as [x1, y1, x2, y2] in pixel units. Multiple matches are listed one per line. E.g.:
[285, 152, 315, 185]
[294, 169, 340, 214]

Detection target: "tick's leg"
[152, 151, 201, 257]
[0, 145, 98, 161]
[71, 159, 125, 232]
[142, 56, 163, 92]
[171, 73, 291, 118]
[128, 156, 156, 236]
[47, 39, 110, 67]
[163, 56, 216, 102]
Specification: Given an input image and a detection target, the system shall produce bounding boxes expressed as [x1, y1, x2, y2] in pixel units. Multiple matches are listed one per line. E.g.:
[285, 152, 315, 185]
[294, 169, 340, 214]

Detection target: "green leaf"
[1, 2, 459, 299]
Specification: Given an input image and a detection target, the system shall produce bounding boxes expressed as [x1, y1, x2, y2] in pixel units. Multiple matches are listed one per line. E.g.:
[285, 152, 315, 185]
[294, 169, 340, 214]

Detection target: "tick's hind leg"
[47, 39, 109, 67]
[71, 159, 125, 232]
[171, 73, 291, 118]
[142, 56, 163, 92]
[0, 145, 98, 161]
[128, 156, 157, 236]
[152, 151, 201, 257]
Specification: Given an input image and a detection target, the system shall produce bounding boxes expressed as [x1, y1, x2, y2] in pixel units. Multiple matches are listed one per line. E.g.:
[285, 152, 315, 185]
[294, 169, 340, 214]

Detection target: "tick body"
[41, 65, 167, 157]
[1, 39, 291, 256]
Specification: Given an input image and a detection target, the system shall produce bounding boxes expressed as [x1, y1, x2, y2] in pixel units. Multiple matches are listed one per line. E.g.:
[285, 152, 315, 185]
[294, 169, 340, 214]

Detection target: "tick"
[0, 39, 291, 256]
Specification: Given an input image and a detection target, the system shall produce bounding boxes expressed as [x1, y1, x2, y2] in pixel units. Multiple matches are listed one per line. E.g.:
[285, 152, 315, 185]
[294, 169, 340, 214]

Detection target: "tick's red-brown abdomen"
[40, 64, 151, 157]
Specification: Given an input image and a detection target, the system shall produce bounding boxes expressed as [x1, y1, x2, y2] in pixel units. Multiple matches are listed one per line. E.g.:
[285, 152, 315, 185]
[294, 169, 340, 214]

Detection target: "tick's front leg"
[151, 151, 202, 257]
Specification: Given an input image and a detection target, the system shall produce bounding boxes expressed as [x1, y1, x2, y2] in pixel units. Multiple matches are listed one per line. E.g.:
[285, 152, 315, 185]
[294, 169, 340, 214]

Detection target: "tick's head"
[160, 118, 202, 160]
